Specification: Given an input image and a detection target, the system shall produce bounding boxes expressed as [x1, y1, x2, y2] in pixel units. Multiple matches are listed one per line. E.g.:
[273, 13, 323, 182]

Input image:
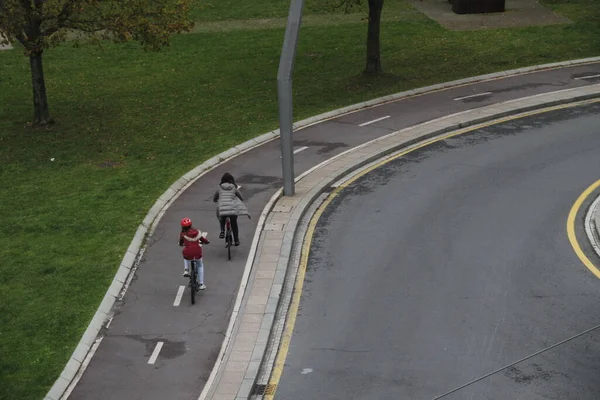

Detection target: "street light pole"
[277, 0, 305, 196]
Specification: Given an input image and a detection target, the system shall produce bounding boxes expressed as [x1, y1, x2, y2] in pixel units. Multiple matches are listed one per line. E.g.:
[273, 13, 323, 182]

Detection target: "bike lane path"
[65, 61, 600, 400]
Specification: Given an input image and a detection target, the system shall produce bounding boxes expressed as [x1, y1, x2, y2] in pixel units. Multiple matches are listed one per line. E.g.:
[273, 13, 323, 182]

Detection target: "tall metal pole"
[277, 0, 304, 196]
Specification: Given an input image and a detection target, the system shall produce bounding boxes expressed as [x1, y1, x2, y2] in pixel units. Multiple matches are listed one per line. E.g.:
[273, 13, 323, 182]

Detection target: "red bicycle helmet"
[181, 217, 192, 227]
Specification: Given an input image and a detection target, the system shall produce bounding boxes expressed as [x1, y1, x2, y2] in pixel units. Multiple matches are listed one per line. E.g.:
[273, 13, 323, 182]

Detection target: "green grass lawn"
[1, 1, 599, 399]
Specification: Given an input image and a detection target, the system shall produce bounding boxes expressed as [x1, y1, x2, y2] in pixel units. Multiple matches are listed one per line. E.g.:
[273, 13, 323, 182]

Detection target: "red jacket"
[179, 228, 209, 260]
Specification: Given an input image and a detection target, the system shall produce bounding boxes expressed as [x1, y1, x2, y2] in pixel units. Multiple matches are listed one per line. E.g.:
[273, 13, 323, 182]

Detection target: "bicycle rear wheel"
[226, 232, 232, 260]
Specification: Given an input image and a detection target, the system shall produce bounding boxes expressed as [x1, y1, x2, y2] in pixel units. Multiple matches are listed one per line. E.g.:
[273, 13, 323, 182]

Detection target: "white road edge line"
[293, 146, 309, 154]
[454, 92, 493, 101]
[575, 74, 600, 80]
[148, 342, 164, 365]
[358, 115, 390, 126]
[173, 286, 186, 307]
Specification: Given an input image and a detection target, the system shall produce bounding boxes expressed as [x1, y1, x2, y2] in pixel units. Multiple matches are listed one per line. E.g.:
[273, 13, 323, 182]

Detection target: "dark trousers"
[220, 215, 239, 241]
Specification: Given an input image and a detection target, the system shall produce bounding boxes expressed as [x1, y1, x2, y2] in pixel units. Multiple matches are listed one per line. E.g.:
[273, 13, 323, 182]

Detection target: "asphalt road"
[275, 102, 600, 399]
[68, 62, 600, 400]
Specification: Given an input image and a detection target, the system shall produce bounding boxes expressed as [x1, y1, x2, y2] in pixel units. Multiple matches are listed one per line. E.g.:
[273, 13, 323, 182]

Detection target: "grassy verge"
[1, 1, 599, 399]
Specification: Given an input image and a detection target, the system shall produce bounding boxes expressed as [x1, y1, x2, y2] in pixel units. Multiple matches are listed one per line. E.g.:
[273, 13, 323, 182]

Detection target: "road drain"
[251, 383, 277, 396]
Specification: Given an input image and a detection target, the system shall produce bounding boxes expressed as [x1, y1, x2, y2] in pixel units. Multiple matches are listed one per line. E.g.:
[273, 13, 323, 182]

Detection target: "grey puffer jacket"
[213, 183, 249, 217]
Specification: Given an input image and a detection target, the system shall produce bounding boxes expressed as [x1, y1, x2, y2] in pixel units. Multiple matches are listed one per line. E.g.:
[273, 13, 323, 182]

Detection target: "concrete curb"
[596, 207, 600, 248]
[45, 56, 600, 400]
[585, 192, 600, 258]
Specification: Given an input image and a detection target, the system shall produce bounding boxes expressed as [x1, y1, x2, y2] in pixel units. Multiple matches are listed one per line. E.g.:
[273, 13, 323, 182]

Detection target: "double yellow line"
[264, 98, 600, 398]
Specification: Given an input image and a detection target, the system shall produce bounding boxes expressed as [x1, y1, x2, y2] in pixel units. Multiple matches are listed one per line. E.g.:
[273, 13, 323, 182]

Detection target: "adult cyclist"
[213, 172, 249, 246]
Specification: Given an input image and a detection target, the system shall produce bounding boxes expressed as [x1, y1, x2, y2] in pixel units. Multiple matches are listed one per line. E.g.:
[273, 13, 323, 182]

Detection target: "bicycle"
[189, 258, 201, 305]
[224, 217, 233, 260]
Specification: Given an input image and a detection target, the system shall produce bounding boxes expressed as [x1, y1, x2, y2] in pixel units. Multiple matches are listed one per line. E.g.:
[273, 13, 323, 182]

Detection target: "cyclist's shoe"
[199, 284, 207, 291]
[183, 270, 190, 278]
[235, 240, 240, 246]
[219, 231, 225, 239]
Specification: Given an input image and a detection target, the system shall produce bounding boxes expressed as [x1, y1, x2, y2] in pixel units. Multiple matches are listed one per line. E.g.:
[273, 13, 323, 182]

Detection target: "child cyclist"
[178, 217, 210, 290]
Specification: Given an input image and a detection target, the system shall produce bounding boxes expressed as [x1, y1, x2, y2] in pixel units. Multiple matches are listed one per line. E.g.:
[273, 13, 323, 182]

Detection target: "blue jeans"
[184, 258, 204, 284]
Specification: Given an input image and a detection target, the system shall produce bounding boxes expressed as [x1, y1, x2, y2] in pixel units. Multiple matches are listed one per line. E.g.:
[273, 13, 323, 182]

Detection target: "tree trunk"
[365, 0, 384, 74]
[29, 51, 54, 126]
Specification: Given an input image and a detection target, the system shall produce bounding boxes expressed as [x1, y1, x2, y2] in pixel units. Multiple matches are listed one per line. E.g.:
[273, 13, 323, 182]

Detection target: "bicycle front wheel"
[190, 261, 197, 305]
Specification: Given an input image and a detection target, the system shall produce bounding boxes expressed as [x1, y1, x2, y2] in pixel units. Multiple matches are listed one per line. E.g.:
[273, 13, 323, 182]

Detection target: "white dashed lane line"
[293, 146, 309, 154]
[453, 92, 492, 101]
[575, 74, 600, 80]
[358, 115, 390, 127]
[173, 286, 186, 307]
[280, 147, 309, 158]
[148, 342, 164, 364]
